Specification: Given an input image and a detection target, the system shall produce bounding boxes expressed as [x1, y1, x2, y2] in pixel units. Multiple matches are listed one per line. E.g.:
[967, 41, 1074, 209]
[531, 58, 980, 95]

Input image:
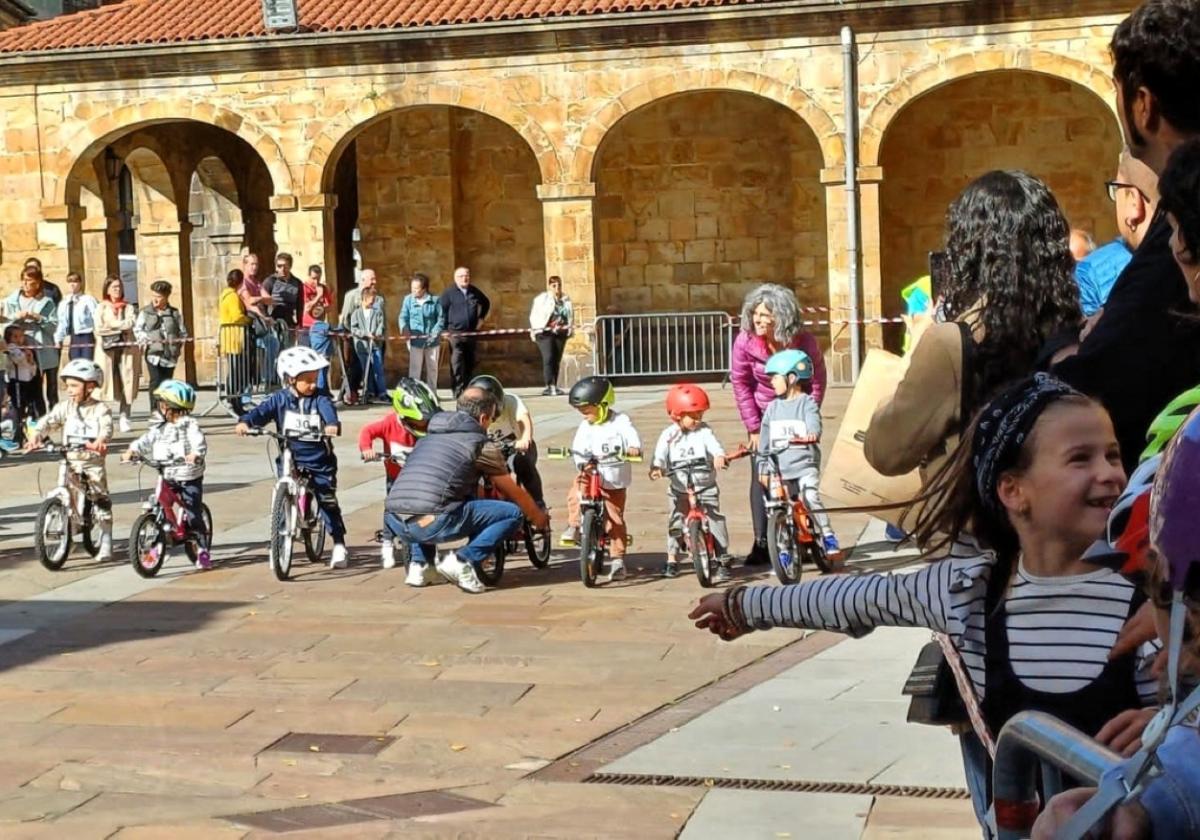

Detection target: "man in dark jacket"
[439, 266, 490, 397]
[1053, 0, 1200, 473]
[384, 387, 547, 594]
[264, 252, 304, 330]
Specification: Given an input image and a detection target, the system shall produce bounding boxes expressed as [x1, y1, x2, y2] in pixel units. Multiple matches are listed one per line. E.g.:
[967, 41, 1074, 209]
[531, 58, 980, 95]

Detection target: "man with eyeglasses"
[1075, 152, 1159, 317]
[264, 252, 304, 331]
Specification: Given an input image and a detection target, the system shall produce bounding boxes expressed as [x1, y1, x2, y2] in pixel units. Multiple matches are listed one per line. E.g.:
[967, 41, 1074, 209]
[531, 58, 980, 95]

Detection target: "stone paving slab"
[680, 789, 873, 840]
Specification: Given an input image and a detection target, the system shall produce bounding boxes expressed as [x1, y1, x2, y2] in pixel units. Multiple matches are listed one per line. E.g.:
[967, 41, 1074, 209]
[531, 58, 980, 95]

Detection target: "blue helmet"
[764, 349, 813, 381]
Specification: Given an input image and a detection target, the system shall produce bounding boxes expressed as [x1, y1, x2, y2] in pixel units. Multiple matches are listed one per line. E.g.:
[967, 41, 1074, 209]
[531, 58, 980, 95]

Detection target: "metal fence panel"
[592, 311, 734, 378]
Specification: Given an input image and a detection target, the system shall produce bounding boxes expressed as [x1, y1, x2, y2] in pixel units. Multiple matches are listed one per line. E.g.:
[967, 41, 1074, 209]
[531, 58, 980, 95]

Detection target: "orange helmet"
[666, 383, 710, 419]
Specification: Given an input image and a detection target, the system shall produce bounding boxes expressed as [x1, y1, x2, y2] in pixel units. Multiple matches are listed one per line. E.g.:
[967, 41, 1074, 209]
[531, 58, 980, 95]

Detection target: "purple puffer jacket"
[730, 330, 827, 433]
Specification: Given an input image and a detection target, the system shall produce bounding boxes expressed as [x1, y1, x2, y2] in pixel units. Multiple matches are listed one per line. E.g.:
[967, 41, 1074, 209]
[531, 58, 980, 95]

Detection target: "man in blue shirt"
[1075, 151, 1158, 315]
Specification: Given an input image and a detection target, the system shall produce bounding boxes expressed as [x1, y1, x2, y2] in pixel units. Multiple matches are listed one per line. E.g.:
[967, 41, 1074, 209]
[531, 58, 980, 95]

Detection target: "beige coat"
[93, 300, 141, 405]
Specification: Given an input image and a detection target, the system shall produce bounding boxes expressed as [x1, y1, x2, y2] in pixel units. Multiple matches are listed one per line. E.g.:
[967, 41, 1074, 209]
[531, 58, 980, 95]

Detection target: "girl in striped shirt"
[691, 374, 1161, 834]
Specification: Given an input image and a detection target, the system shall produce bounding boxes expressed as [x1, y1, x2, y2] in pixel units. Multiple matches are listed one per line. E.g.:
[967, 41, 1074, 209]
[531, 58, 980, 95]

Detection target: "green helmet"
[1141, 385, 1200, 462]
[391, 377, 441, 434]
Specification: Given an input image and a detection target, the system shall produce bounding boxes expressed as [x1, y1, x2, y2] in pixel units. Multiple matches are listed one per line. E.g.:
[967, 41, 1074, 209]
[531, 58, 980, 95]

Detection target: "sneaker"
[405, 562, 429, 587]
[663, 558, 678, 578]
[0, 439, 18, 454]
[714, 563, 732, 584]
[329, 543, 348, 569]
[195, 549, 212, 570]
[98, 529, 113, 562]
[884, 523, 907, 543]
[743, 541, 770, 567]
[457, 562, 487, 594]
[607, 558, 627, 582]
[823, 534, 841, 555]
[541, 386, 553, 396]
[381, 541, 396, 570]
[118, 413, 132, 433]
[435, 550, 464, 584]
[560, 526, 580, 547]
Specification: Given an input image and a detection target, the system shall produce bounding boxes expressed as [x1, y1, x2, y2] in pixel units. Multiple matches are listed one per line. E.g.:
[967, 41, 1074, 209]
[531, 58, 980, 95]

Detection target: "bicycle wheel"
[129, 512, 166, 578]
[476, 541, 506, 587]
[81, 499, 102, 557]
[767, 509, 801, 584]
[302, 494, 327, 564]
[34, 497, 72, 571]
[184, 505, 214, 566]
[579, 509, 603, 588]
[524, 524, 552, 569]
[688, 519, 715, 588]
[269, 486, 295, 581]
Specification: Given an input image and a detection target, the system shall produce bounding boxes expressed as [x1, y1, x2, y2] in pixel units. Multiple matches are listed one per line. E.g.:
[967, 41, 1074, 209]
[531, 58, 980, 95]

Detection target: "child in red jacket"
[359, 377, 441, 573]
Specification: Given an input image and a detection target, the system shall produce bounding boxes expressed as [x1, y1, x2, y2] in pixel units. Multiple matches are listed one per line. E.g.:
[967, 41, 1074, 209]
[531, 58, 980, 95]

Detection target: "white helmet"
[60, 358, 104, 387]
[276, 345, 330, 383]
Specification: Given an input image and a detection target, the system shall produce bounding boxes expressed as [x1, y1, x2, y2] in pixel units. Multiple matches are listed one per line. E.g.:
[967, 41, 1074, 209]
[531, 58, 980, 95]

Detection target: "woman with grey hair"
[730, 283, 827, 566]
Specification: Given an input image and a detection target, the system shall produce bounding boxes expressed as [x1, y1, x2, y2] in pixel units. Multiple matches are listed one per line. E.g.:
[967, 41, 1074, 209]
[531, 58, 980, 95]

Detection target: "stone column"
[857, 166, 884, 354]
[538, 183, 597, 368]
[39, 202, 85, 280]
[137, 220, 197, 382]
[80, 215, 120, 297]
[273, 193, 335, 307]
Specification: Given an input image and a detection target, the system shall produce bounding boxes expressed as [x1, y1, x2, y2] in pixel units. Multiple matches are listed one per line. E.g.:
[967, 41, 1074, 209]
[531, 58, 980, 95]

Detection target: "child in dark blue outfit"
[236, 345, 350, 568]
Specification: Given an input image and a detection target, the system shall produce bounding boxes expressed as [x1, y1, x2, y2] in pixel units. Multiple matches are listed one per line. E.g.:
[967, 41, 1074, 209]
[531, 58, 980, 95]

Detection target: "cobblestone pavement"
[0, 384, 975, 838]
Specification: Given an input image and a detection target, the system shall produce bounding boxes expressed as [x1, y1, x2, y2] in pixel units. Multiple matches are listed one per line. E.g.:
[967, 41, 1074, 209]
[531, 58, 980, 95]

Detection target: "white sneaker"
[457, 562, 486, 594]
[405, 562, 429, 587]
[98, 527, 113, 562]
[607, 558, 626, 582]
[435, 550, 463, 584]
[329, 543, 348, 569]
[118, 414, 132, 433]
[381, 541, 396, 569]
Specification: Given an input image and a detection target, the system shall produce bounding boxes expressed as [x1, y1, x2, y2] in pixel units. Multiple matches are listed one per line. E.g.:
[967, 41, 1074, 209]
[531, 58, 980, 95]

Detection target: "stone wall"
[187, 158, 244, 378]
[878, 71, 1122, 349]
[594, 92, 827, 317]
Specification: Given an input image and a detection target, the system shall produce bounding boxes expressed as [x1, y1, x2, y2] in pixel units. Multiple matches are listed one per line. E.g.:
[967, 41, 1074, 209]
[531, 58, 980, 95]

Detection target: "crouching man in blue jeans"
[383, 386, 549, 593]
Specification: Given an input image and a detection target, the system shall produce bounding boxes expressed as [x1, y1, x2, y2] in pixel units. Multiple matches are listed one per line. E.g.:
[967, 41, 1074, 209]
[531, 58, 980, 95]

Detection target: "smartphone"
[927, 250, 948, 302]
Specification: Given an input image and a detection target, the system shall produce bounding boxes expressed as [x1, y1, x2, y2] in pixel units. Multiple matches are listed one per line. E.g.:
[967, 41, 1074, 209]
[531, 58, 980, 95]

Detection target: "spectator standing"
[439, 266, 490, 397]
[529, 275, 573, 396]
[1076, 151, 1158, 316]
[95, 275, 138, 432]
[238, 253, 272, 320]
[339, 269, 385, 404]
[264, 252, 304, 331]
[5, 324, 41, 432]
[54, 272, 97, 362]
[399, 272, 443, 393]
[218, 269, 254, 415]
[22, 258, 60, 304]
[133, 280, 187, 415]
[1053, 0, 1200, 475]
[300, 265, 331, 340]
[729, 283, 826, 567]
[349, 286, 388, 401]
[3, 267, 59, 408]
[308, 301, 333, 393]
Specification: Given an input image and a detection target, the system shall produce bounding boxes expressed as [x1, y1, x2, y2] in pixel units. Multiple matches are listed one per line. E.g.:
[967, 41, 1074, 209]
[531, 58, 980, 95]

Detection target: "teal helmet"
[764, 349, 814, 381]
[153, 379, 196, 411]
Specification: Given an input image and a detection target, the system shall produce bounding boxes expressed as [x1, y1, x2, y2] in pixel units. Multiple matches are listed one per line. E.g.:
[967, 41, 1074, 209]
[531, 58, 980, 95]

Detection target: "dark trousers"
[147, 363, 176, 414]
[41, 366, 58, 408]
[535, 333, 567, 388]
[750, 469, 767, 544]
[448, 336, 478, 397]
[68, 333, 95, 361]
[7, 379, 41, 442]
[169, 478, 205, 545]
[509, 441, 545, 507]
[282, 462, 347, 543]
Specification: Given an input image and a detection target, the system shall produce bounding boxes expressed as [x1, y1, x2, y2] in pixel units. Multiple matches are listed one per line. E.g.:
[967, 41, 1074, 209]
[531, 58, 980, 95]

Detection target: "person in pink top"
[301, 264, 332, 332]
[238, 253, 272, 319]
[729, 283, 826, 567]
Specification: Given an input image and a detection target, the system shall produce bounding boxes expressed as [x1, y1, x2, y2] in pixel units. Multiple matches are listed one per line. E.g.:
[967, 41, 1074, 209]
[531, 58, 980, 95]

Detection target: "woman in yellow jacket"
[219, 268, 254, 415]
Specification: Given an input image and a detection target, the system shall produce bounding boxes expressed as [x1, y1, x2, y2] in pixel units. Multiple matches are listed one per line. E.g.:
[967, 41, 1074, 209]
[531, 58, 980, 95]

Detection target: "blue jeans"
[168, 477, 206, 546]
[357, 345, 386, 398]
[959, 731, 992, 838]
[384, 499, 521, 566]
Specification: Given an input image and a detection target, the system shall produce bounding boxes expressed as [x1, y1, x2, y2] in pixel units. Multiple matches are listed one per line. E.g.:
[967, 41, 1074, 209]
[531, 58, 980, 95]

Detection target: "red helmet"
[666, 383, 710, 419]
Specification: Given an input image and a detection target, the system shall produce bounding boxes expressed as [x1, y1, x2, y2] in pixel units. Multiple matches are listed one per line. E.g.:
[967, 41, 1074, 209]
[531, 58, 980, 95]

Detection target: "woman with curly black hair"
[865, 170, 1082, 489]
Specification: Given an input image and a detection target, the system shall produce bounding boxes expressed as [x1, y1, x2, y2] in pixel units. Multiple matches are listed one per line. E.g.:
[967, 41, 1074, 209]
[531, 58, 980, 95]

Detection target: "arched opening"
[65, 120, 278, 383]
[323, 105, 547, 385]
[592, 90, 828, 338]
[878, 71, 1122, 351]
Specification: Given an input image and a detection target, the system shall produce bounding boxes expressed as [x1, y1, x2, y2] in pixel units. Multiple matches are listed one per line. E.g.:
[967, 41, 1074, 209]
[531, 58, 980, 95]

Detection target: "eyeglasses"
[1105, 180, 1147, 202]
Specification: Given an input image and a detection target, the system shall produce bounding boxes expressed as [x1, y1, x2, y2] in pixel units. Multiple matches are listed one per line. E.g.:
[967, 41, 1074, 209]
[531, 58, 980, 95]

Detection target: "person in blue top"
[235, 345, 350, 569]
[1075, 151, 1158, 316]
[399, 272, 444, 394]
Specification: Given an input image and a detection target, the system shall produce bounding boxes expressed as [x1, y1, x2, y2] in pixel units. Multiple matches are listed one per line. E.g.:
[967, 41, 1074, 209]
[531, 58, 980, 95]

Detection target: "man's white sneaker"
[435, 550, 463, 584]
[381, 541, 396, 569]
[329, 543, 348, 569]
[606, 558, 626, 582]
[405, 562, 429, 587]
[457, 562, 487, 594]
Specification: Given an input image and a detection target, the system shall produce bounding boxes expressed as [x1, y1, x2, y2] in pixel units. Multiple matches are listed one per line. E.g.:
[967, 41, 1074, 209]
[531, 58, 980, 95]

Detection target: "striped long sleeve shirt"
[738, 552, 1161, 703]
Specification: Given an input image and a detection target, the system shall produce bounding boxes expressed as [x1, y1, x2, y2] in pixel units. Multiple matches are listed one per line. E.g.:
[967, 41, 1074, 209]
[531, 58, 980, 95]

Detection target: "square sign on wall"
[262, 0, 298, 30]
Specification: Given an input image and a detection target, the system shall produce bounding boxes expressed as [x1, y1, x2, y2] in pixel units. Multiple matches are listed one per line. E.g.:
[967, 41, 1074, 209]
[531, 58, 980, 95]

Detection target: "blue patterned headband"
[973, 373, 1083, 516]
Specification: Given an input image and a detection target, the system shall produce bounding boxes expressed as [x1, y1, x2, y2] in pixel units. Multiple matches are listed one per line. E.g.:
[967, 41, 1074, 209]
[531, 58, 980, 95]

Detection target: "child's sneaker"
[714, 556, 733, 584]
[663, 558, 678, 578]
[436, 550, 464, 584]
[560, 526, 580, 546]
[607, 558, 627, 582]
[329, 543, 348, 569]
[195, 548, 212, 570]
[98, 528, 113, 562]
[380, 540, 396, 570]
[0, 439, 18, 455]
[822, 534, 841, 555]
[457, 562, 487, 594]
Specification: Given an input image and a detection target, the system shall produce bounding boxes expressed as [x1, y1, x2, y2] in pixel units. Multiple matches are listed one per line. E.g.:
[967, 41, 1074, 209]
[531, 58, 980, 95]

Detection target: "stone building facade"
[0, 1, 1129, 384]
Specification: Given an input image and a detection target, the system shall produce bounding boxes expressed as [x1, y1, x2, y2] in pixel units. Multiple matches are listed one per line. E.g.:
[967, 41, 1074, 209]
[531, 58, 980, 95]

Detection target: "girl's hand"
[1096, 707, 1159, 757]
[688, 594, 746, 641]
[86, 440, 108, 455]
[714, 455, 728, 470]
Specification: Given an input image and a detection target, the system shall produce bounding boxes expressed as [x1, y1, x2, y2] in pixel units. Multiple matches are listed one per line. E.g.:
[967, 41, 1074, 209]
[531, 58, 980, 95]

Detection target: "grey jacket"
[758, 393, 822, 479]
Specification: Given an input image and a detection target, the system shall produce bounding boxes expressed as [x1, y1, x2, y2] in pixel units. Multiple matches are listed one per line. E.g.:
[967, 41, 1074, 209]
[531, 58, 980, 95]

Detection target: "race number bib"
[768, 418, 809, 442]
[282, 410, 323, 438]
[63, 416, 101, 447]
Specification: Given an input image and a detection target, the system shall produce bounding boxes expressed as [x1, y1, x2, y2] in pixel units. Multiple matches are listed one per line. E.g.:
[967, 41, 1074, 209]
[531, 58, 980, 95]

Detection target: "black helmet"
[568, 376, 615, 418]
[468, 374, 504, 403]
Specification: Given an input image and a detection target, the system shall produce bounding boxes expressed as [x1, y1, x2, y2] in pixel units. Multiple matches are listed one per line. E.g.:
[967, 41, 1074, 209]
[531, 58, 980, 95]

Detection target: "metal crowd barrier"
[211, 321, 313, 416]
[592, 311, 734, 378]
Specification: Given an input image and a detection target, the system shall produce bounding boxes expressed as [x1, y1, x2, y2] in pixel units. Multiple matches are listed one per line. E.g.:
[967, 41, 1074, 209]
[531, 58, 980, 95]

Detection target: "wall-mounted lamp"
[104, 148, 121, 182]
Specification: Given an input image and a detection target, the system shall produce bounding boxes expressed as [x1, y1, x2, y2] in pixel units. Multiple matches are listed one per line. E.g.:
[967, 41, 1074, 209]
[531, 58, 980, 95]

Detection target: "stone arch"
[53, 100, 293, 206]
[860, 47, 1117, 167]
[573, 69, 844, 184]
[306, 88, 563, 194]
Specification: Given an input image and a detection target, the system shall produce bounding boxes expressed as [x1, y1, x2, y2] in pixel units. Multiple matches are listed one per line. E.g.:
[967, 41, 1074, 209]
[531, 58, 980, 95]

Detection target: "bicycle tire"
[302, 497, 327, 564]
[805, 534, 832, 574]
[184, 505, 214, 566]
[525, 525, 552, 569]
[81, 499, 102, 557]
[34, 497, 71, 571]
[476, 541, 506, 587]
[129, 512, 166, 578]
[579, 508, 603, 587]
[689, 519, 714, 588]
[767, 509, 801, 584]
[269, 486, 295, 581]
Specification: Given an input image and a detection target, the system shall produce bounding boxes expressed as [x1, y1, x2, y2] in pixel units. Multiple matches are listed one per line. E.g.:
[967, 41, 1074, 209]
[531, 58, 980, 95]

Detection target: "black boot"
[743, 541, 770, 567]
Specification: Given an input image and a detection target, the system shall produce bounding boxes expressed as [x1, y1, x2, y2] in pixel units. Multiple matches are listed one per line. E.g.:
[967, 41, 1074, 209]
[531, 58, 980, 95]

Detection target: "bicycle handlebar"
[244, 427, 332, 443]
[125, 454, 202, 469]
[546, 446, 643, 464]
